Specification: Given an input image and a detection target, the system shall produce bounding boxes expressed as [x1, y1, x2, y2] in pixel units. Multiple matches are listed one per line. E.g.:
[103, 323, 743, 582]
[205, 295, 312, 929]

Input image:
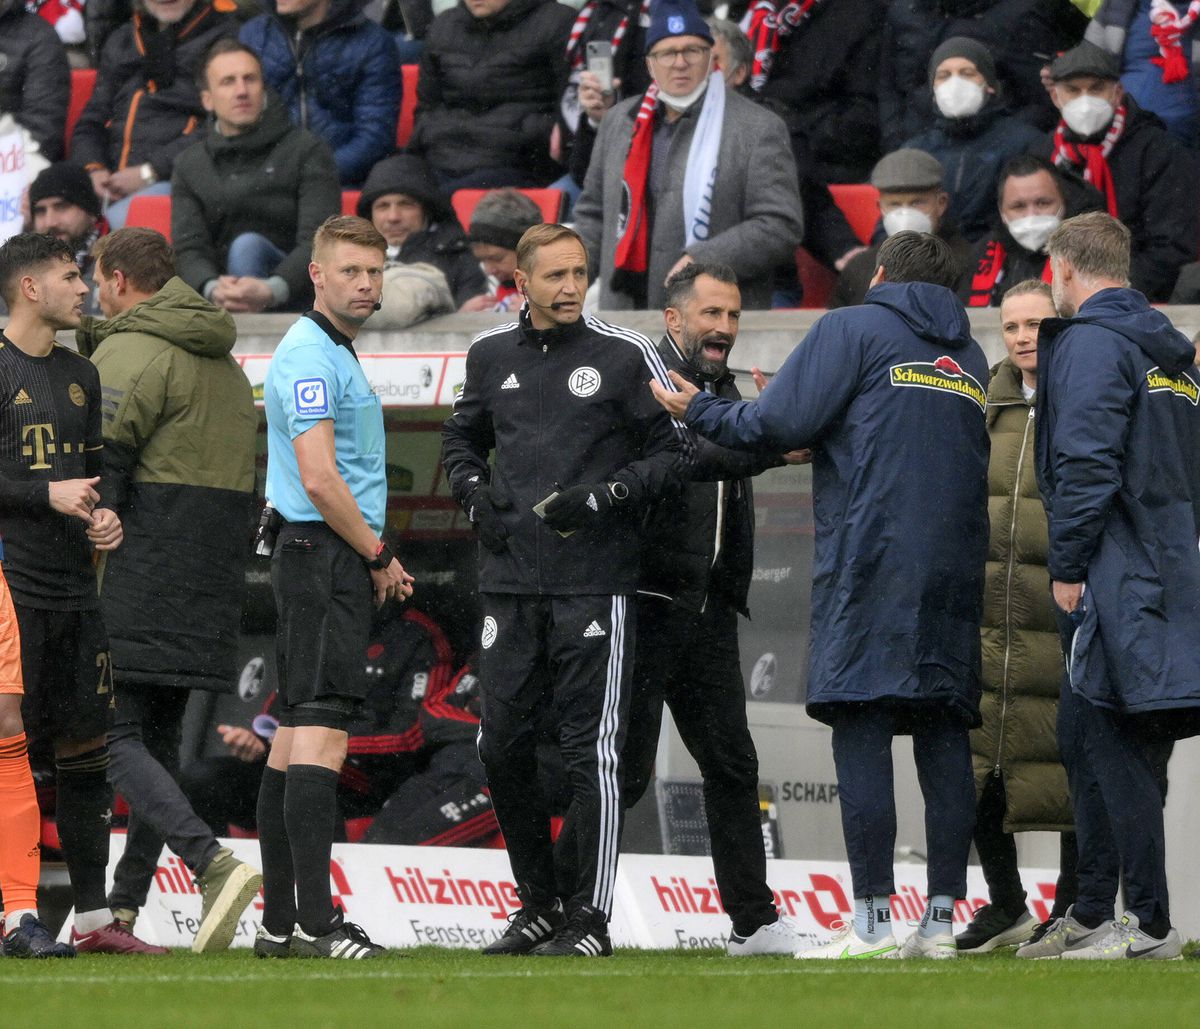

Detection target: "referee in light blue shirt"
[257, 216, 413, 961]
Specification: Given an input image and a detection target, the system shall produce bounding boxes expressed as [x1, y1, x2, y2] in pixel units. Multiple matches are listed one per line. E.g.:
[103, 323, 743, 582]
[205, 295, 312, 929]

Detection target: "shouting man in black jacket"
[442, 223, 690, 958]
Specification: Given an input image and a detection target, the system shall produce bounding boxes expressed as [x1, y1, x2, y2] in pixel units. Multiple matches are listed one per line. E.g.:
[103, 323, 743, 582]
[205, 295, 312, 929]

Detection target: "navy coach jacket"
[685, 282, 990, 726]
[1036, 288, 1200, 716]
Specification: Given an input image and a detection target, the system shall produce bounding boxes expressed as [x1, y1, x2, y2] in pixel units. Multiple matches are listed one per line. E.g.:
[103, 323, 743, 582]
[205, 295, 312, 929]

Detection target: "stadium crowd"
[0, 0, 1198, 966]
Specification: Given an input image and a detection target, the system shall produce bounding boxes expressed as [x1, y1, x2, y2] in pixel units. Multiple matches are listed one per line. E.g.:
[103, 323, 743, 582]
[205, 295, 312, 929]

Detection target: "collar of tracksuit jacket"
[660, 330, 736, 391]
[516, 307, 592, 348]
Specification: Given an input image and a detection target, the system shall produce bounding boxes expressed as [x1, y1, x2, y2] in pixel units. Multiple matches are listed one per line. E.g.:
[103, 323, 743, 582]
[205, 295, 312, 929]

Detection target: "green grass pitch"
[2, 947, 1198, 1028]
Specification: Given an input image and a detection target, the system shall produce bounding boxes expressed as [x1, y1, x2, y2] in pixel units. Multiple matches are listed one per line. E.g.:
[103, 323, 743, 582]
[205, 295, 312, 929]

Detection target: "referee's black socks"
[56, 746, 113, 914]
[257, 765, 297, 937]
[285, 764, 341, 936]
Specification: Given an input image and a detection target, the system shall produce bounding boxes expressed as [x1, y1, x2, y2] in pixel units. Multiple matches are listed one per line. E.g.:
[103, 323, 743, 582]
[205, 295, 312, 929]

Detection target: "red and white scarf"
[1050, 102, 1127, 218]
[742, 0, 825, 91]
[1150, 0, 1200, 84]
[566, 0, 651, 71]
[965, 240, 1052, 308]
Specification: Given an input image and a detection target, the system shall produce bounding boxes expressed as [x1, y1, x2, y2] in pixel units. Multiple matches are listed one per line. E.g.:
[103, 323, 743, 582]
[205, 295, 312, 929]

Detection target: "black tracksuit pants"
[477, 593, 633, 919]
[622, 593, 777, 937]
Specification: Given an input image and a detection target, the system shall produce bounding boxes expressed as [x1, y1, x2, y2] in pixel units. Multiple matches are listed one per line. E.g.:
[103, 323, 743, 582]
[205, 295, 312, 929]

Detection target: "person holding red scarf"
[1030, 40, 1198, 300]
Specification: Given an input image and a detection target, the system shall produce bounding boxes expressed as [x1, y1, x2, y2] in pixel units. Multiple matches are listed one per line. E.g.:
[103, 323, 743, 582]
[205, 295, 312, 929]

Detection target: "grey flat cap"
[1050, 41, 1120, 82]
[870, 148, 945, 192]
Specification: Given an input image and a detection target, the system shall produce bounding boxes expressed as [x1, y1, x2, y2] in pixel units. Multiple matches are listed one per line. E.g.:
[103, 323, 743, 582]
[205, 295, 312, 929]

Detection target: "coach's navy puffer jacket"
[685, 282, 990, 727]
[240, 0, 399, 186]
[1036, 288, 1200, 717]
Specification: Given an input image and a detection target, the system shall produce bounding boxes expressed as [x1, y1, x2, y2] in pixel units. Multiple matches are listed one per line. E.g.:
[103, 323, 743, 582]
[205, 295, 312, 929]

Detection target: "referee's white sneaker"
[794, 920, 898, 960]
[898, 928, 957, 959]
[727, 916, 805, 956]
[1060, 912, 1183, 961]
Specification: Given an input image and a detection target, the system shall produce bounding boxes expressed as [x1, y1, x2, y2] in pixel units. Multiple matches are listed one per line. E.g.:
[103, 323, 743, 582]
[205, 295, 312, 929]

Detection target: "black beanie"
[28, 163, 102, 220]
[928, 36, 998, 90]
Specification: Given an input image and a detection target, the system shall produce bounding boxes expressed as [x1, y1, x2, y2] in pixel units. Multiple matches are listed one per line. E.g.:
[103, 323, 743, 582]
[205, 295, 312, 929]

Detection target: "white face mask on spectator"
[934, 75, 986, 119]
[1005, 212, 1062, 253]
[883, 206, 934, 237]
[1061, 94, 1115, 137]
[659, 73, 711, 113]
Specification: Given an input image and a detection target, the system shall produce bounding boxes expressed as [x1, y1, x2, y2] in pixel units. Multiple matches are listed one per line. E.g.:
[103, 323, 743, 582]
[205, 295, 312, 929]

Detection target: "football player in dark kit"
[0, 233, 164, 955]
[442, 222, 691, 957]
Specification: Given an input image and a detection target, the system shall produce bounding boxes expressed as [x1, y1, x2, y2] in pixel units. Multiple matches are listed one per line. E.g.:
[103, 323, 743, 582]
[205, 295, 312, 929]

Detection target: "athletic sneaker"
[530, 907, 612, 957]
[71, 919, 169, 955]
[955, 904, 1036, 953]
[727, 916, 806, 956]
[1014, 905, 1110, 959]
[192, 847, 264, 954]
[1060, 912, 1183, 961]
[482, 900, 564, 956]
[899, 929, 957, 959]
[794, 920, 898, 960]
[290, 918, 383, 959]
[2, 914, 76, 958]
[253, 925, 293, 959]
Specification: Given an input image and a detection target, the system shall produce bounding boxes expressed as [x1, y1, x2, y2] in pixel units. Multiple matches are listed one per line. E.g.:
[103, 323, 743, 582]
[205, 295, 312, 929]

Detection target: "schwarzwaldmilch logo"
[1146, 366, 1199, 406]
[889, 355, 986, 412]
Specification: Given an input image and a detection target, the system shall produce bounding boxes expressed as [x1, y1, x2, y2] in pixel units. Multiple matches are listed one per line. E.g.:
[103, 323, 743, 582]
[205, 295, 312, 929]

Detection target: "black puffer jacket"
[0, 0, 70, 161]
[171, 96, 341, 304]
[71, 0, 239, 176]
[411, 0, 575, 183]
[640, 335, 780, 615]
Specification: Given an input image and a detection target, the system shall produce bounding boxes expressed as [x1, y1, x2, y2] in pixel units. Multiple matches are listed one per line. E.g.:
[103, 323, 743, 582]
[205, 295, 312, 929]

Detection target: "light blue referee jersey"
[264, 313, 386, 534]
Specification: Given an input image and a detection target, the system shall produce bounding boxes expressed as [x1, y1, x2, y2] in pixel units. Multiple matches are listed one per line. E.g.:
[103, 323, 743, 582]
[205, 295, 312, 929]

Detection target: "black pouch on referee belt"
[254, 503, 282, 557]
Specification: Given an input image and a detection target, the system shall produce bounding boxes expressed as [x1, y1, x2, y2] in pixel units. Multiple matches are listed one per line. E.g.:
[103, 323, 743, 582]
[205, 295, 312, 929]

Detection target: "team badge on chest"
[568, 367, 601, 398]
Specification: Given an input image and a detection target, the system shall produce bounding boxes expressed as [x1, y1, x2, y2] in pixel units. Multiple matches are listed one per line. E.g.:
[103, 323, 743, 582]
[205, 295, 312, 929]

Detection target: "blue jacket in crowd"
[1036, 288, 1200, 716]
[685, 282, 990, 726]
[241, 0, 400, 186]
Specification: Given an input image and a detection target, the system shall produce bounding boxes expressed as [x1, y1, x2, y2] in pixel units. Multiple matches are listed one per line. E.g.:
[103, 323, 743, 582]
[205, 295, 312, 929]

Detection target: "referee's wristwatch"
[366, 540, 396, 570]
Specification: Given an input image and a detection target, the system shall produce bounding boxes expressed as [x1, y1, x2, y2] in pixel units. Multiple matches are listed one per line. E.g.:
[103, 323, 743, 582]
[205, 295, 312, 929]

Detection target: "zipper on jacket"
[535, 342, 547, 590]
[995, 405, 1035, 775]
[289, 30, 309, 127]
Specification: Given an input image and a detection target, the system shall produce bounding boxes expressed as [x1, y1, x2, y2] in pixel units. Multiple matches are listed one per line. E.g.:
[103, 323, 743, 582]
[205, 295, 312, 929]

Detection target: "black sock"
[284, 764, 340, 936]
[256, 765, 296, 936]
[56, 747, 113, 914]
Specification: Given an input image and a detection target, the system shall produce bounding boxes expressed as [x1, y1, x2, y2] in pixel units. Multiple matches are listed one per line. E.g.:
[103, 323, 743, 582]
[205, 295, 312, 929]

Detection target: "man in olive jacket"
[77, 227, 261, 953]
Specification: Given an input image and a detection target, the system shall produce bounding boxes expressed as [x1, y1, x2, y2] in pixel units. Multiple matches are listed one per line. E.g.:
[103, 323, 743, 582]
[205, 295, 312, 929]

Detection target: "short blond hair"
[1000, 278, 1054, 307]
[515, 223, 585, 273]
[1047, 212, 1131, 284]
[312, 215, 387, 264]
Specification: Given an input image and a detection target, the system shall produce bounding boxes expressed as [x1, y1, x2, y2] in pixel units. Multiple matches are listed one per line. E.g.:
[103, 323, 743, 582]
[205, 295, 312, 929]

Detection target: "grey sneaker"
[1014, 905, 1111, 959]
[192, 847, 264, 954]
[1061, 912, 1183, 961]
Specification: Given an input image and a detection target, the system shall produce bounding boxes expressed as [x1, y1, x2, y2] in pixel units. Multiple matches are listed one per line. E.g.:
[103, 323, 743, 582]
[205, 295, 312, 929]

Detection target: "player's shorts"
[271, 522, 373, 731]
[0, 568, 24, 696]
[15, 604, 114, 741]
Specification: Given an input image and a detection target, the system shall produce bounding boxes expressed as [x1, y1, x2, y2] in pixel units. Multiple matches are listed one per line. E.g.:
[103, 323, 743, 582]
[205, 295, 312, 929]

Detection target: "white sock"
[919, 895, 955, 938]
[4, 908, 37, 933]
[853, 895, 893, 941]
[74, 908, 112, 934]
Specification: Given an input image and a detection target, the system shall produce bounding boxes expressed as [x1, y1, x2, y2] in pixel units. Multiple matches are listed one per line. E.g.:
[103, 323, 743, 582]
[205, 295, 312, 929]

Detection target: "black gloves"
[542, 478, 641, 532]
[464, 480, 512, 554]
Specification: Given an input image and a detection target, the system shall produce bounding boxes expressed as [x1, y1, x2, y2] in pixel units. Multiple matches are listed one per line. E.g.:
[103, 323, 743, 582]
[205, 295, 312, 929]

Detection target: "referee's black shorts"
[271, 522, 373, 730]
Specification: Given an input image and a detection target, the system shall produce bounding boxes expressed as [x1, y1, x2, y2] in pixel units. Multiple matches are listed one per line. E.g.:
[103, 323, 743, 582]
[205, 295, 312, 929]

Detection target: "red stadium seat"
[125, 195, 173, 241]
[397, 64, 419, 148]
[829, 183, 881, 246]
[451, 188, 564, 232]
[342, 190, 361, 216]
[65, 68, 97, 157]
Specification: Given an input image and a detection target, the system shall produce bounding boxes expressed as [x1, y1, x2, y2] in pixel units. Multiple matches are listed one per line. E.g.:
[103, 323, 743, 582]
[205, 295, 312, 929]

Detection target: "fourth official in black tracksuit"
[442, 307, 690, 951]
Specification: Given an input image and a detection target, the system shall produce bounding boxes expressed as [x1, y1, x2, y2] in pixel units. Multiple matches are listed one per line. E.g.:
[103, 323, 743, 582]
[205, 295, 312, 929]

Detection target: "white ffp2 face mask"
[1061, 94, 1115, 137]
[934, 75, 986, 119]
[1005, 212, 1062, 254]
[659, 65, 712, 112]
[882, 206, 934, 237]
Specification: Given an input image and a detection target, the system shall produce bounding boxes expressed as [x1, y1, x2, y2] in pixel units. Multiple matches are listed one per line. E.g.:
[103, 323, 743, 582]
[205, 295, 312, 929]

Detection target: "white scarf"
[681, 72, 725, 248]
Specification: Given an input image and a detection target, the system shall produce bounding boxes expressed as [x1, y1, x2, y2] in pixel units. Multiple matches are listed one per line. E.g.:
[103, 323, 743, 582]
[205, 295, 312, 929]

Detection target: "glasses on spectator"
[647, 45, 711, 67]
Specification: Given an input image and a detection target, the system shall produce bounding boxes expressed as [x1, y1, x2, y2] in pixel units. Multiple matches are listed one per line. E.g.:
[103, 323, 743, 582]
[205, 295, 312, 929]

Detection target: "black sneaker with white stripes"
[530, 906, 612, 957]
[482, 900, 565, 956]
[290, 917, 384, 960]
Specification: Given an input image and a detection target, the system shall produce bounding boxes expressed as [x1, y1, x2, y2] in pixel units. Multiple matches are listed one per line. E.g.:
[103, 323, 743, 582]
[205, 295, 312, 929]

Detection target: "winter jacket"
[411, 0, 575, 184]
[71, 1, 239, 178]
[758, 0, 885, 184]
[1031, 96, 1200, 301]
[904, 103, 1044, 242]
[77, 278, 258, 692]
[971, 358, 1071, 832]
[171, 97, 340, 306]
[1036, 288, 1200, 719]
[834, 223, 972, 309]
[241, 0, 400, 186]
[0, 0, 70, 161]
[879, 0, 1086, 149]
[639, 335, 781, 616]
[684, 282, 990, 726]
[573, 86, 804, 311]
[355, 153, 486, 306]
[442, 311, 691, 596]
